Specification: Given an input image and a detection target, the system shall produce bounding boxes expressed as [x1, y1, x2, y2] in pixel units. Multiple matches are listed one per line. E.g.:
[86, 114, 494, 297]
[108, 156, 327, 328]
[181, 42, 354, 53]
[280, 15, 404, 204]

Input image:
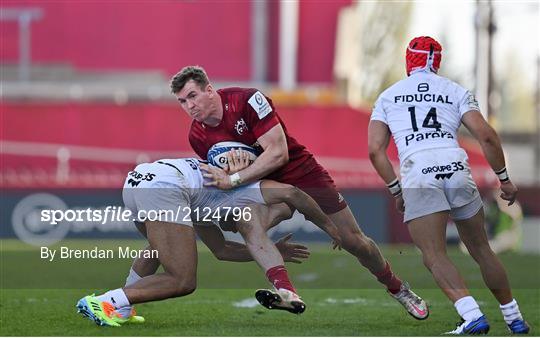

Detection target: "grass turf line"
[1, 240, 538, 335]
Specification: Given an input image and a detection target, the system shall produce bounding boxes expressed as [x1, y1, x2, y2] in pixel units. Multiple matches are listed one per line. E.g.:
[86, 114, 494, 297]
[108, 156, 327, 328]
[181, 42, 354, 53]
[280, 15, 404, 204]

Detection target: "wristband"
[494, 167, 509, 183]
[386, 178, 402, 197]
[229, 173, 242, 187]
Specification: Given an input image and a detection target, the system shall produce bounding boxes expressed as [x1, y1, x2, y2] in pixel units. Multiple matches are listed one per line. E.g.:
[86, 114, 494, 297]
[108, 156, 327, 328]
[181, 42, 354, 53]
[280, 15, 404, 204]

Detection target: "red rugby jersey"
[188, 87, 315, 182]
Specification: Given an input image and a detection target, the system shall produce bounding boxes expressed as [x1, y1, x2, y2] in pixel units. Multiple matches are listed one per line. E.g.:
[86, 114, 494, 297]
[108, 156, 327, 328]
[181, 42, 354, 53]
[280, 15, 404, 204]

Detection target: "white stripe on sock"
[500, 299, 523, 325]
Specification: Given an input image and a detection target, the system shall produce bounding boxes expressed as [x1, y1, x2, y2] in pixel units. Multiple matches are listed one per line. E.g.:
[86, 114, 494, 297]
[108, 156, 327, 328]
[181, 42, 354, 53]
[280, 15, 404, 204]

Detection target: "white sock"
[96, 288, 130, 309]
[114, 268, 142, 317]
[454, 296, 484, 321]
[500, 299, 523, 325]
[125, 268, 143, 287]
[110, 268, 143, 317]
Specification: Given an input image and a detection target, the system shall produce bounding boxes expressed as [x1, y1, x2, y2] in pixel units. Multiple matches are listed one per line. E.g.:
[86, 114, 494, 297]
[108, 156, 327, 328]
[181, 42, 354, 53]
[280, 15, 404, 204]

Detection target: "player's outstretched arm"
[462, 110, 518, 205]
[194, 222, 252, 261]
[194, 222, 309, 263]
[274, 233, 310, 264]
[259, 180, 342, 247]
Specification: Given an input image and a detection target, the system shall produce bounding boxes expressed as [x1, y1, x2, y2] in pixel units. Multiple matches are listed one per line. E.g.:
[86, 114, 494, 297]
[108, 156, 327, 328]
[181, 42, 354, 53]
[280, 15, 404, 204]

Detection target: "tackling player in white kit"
[368, 36, 529, 334]
[76, 156, 341, 326]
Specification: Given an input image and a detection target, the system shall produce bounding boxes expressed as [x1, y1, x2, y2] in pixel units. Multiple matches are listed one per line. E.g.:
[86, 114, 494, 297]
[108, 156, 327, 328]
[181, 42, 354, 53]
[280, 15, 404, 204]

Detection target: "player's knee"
[467, 243, 495, 263]
[341, 231, 373, 254]
[421, 255, 434, 271]
[182, 281, 197, 296]
[421, 252, 444, 271]
[269, 205, 293, 226]
[282, 185, 302, 203]
[235, 220, 254, 235]
[340, 225, 363, 243]
[172, 277, 197, 297]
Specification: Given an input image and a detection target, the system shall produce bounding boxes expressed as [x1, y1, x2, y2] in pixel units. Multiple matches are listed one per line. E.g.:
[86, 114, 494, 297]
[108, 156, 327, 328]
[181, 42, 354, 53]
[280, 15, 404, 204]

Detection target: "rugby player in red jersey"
[169, 66, 429, 320]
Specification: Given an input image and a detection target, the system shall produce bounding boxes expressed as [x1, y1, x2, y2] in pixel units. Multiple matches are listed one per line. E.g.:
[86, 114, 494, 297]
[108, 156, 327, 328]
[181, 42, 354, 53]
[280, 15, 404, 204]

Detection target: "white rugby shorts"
[122, 162, 193, 226]
[400, 148, 483, 222]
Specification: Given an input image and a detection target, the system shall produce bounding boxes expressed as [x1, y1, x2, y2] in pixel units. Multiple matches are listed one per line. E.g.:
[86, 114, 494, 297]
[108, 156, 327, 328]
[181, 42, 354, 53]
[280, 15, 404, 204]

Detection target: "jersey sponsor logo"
[422, 161, 464, 180]
[128, 170, 155, 181]
[421, 162, 464, 174]
[127, 178, 141, 187]
[248, 91, 272, 119]
[184, 158, 200, 170]
[466, 93, 480, 111]
[394, 93, 453, 104]
[435, 173, 454, 180]
[405, 130, 454, 146]
[234, 118, 248, 135]
[127, 170, 155, 187]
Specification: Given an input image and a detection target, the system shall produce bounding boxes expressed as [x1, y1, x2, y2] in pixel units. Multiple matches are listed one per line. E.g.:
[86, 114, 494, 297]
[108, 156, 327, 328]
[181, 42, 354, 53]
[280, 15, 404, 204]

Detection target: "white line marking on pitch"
[232, 298, 260, 308]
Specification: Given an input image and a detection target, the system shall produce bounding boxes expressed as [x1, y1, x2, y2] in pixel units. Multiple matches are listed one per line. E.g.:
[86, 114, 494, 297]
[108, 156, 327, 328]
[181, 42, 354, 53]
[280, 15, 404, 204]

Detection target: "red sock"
[265, 265, 296, 293]
[374, 261, 402, 294]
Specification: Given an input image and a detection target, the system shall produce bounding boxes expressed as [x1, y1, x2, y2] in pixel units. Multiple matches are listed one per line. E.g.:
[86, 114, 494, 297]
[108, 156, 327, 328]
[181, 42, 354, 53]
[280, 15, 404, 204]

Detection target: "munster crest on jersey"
[235, 118, 248, 135]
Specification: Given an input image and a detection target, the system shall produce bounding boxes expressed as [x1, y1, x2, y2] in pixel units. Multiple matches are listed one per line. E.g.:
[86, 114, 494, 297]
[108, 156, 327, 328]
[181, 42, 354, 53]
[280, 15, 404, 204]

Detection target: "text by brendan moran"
[40, 246, 158, 262]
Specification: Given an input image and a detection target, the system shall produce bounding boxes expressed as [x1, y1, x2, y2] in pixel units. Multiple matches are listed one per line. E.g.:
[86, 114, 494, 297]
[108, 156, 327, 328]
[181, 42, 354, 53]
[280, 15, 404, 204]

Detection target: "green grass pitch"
[1, 239, 538, 336]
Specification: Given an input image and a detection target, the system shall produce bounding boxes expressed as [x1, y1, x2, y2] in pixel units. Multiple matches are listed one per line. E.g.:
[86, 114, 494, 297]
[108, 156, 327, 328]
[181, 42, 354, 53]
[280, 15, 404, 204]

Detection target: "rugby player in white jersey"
[75, 156, 341, 326]
[368, 36, 529, 334]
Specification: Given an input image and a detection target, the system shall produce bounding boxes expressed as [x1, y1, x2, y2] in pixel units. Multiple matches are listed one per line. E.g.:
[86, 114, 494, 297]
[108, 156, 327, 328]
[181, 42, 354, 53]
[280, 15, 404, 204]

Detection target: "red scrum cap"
[406, 36, 442, 76]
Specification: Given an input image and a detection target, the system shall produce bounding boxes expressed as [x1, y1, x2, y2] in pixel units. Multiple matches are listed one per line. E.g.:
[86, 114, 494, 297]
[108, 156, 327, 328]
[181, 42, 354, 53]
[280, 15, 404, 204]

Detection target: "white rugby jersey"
[371, 70, 480, 162]
[128, 158, 258, 210]
[144, 158, 231, 209]
[150, 158, 205, 189]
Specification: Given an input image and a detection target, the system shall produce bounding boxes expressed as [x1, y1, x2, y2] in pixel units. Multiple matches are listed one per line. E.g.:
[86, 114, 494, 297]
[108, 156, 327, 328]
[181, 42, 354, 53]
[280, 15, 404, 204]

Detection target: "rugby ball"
[207, 141, 259, 169]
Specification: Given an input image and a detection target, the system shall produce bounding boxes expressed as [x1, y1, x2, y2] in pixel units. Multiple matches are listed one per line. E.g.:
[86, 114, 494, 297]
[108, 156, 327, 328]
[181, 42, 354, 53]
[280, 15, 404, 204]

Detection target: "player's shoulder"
[377, 77, 408, 100]
[426, 72, 468, 94]
[218, 87, 259, 99]
[432, 72, 458, 84]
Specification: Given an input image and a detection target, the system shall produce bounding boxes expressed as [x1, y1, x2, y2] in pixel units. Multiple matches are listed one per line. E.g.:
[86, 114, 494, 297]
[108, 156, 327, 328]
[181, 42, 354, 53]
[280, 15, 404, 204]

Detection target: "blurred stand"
[0, 7, 42, 82]
[334, 2, 412, 107]
[1, 2, 538, 245]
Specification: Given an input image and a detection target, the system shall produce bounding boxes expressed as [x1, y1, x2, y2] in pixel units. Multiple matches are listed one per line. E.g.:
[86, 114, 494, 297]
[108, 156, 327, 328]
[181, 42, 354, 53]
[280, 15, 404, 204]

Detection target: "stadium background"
[0, 1, 539, 336]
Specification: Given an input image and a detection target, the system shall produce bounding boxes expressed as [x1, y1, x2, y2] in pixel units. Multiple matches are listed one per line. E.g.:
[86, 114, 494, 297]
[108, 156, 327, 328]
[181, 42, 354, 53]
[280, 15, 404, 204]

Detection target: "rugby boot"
[113, 306, 145, 324]
[507, 319, 530, 334]
[389, 281, 429, 320]
[255, 288, 306, 314]
[75, 294, 120, 327]
[446, 315, 490, 335]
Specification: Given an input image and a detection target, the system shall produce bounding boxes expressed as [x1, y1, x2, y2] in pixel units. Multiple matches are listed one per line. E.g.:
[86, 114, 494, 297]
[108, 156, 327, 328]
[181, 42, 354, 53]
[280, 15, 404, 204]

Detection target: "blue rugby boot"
[508, 319, 530, 334]
[446, 315, 490, 335]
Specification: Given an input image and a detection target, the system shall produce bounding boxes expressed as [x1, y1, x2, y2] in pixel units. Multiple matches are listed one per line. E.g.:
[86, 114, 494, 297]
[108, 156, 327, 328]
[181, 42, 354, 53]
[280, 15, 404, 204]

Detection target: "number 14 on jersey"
[408, 106, 442, 132]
